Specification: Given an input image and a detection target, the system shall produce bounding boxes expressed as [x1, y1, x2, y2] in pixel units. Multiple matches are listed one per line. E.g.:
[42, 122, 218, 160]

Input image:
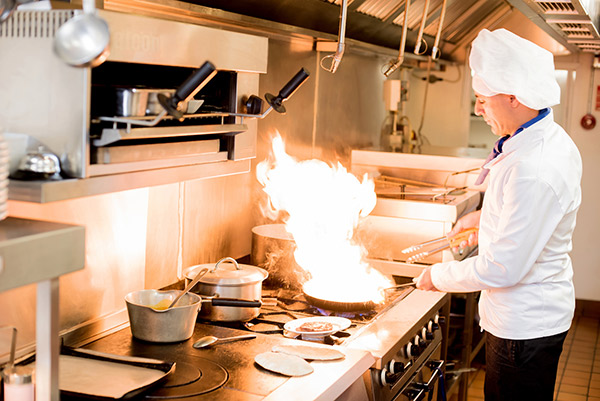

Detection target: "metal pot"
[184, 257, 268, 322]
[125, 289, 200, 343]
[250, 224, 308, 289]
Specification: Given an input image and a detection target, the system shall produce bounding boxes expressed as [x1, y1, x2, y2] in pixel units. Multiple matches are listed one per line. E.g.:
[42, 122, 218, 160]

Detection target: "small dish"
[283, 316, 351, 340]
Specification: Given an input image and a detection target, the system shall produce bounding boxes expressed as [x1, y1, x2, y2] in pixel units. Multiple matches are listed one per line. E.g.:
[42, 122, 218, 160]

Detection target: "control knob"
[421, 326, 434, 341]
[412, 335, 426, 357]
[387, 359, 406, 374]
[380, 359, 412, 386]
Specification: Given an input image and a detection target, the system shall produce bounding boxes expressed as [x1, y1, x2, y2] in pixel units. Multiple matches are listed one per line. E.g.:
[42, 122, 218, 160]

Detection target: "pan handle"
[158, 61, 217, 121]
[265, 68, 310, 114]
[208, 298, 262, 308]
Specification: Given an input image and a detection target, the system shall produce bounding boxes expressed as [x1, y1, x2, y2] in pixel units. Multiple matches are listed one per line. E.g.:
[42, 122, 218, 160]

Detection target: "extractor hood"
[507, 0, 600, 54]
[177, 0, 600, 57]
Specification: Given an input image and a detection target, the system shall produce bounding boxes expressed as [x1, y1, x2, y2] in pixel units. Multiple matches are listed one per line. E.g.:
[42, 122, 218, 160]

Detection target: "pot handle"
[212, 257, 242, 272]
[209, 298, 262, 308]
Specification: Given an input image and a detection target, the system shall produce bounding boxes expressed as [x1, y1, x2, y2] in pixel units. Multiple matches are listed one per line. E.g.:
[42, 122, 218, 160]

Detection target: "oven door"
[395, 356, 445, 401]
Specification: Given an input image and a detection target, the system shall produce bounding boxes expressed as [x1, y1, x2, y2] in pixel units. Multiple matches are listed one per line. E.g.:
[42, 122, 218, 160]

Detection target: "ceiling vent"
[509, 0, 600, 53]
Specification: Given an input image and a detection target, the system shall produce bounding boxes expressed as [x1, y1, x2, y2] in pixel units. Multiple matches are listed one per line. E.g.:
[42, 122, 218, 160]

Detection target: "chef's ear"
[508, 95, 521, 108]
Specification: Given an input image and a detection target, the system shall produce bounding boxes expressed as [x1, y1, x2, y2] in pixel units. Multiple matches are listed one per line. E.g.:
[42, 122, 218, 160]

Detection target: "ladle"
[0, 0, 17, 23]
[53, 0, 110, 67]
[167, 268, 209, 309]
[192, 334, 256, 349]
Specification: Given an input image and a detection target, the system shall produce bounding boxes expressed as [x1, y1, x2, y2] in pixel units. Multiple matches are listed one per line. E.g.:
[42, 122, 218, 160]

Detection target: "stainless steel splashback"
[0, 9, 267, 182]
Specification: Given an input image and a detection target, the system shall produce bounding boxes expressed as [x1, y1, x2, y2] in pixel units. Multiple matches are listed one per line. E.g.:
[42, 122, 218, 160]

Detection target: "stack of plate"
[0, 133, 9, 221]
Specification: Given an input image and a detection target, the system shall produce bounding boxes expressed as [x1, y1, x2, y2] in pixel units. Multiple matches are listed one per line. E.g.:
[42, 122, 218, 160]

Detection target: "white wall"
[556, 53, 600, 301]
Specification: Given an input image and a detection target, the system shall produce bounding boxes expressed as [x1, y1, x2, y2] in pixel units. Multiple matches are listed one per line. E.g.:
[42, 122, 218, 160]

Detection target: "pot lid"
[184, 257, 268, 286]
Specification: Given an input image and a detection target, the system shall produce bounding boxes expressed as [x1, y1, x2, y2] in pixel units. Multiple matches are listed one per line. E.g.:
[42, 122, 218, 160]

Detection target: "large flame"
[256, 134, 393, 304]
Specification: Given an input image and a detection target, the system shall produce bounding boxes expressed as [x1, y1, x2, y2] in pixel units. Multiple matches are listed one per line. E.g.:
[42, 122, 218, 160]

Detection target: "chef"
[415, 28, 582, 401]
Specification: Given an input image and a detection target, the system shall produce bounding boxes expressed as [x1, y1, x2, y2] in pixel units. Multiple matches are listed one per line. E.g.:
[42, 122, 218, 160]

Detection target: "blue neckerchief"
[494, 108, 550, 156]
[475, 108, 550, 185]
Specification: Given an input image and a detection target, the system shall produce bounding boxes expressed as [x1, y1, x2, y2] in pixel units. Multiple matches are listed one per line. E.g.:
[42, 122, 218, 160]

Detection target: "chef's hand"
[447, 210, 481, 252]
[413, 266, 439, 291]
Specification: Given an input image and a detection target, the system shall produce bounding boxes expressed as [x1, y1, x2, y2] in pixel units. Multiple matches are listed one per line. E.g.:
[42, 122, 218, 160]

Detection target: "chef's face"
[473, 92, 518, 137]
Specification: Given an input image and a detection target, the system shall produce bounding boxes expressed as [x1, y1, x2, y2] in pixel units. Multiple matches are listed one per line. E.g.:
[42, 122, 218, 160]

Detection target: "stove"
[78, 282, 449, 401]
[204, 286, 414, 344]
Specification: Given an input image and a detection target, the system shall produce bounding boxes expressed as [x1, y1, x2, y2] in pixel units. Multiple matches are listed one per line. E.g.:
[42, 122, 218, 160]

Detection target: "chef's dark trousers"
[484, 330, 568, 401]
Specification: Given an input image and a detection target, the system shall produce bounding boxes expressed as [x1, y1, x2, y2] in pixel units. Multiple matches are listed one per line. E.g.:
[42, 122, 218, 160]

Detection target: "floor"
[454, 313, 600, 401]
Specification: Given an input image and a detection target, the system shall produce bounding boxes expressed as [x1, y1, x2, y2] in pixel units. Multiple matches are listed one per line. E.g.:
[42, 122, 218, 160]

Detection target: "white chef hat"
[469, 28, 560, 110]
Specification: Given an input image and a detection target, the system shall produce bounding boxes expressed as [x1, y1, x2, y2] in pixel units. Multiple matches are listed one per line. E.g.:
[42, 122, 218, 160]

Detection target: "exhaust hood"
[178, 0, 600, 57]
[506, 0, 600, 54]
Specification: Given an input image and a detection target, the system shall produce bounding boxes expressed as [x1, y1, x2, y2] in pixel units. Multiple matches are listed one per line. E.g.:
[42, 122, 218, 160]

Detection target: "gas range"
[206, 286, 415, 345]
[79, 285, 449, 401]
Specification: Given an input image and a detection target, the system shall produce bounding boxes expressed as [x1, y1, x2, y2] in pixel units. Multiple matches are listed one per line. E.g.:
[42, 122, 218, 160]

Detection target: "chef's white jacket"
[430, 110, 582, 340]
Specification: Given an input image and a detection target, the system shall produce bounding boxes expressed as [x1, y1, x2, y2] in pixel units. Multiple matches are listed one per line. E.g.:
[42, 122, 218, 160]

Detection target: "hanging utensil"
[402, 228, 478, 264]
[384, 0, 411, 77]
[431, 0, 448, 60]
[0, 0, 17, 23]
[53, 0, 110, 68]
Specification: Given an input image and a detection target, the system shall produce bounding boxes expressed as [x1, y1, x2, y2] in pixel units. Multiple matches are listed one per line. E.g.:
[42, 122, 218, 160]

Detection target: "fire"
[256, 134, 393, 304]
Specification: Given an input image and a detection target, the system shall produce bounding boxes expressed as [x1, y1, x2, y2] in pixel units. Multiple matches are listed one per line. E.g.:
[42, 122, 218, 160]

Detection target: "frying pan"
[302, 282, 415, 312]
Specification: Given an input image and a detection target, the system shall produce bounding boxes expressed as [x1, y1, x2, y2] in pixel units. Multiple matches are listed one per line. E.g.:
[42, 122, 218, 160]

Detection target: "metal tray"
[22, 347, 175, 400]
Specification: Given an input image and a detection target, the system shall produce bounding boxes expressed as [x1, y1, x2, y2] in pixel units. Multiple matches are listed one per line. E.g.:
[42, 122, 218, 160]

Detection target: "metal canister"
[1, 366, 35, 401]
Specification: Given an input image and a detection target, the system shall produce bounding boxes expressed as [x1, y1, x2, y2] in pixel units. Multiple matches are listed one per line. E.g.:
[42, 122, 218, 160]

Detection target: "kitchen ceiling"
[185, 0, 600, 58]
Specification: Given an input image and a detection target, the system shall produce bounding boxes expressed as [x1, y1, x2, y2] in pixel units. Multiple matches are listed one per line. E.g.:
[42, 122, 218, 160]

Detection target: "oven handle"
[404, 360, 446, 401]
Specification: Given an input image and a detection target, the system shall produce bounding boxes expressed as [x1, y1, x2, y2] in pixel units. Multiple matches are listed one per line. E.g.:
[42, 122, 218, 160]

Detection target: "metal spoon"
[167, 267, 209, 309]
[192, 334, 257, 349]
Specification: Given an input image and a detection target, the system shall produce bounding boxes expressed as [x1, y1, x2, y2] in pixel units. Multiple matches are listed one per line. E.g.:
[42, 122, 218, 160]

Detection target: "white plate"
[284, 316, 351, 340]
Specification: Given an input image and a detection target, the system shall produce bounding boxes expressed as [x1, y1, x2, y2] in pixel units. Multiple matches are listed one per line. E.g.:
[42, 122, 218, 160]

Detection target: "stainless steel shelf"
[7, 158, 251, 203]
[0, 217, 85, 401]
[0, 218, 85, 292]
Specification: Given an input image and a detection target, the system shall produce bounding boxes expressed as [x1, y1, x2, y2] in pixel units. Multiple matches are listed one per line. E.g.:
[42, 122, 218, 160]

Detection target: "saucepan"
[184, 257, 268, 322]
[125, 288, 262, 342]
[125, 289, 201, 343]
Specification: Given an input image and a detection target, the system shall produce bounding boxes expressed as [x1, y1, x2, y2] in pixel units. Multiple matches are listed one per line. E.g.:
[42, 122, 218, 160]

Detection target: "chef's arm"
[428, 177, 564, 292]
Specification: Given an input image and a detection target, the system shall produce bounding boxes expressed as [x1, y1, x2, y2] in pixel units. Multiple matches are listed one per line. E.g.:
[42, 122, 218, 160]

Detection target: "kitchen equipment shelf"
[93, 123, 247, 147]
[0, 217, 85, 401]
[7, 158, 250, 203]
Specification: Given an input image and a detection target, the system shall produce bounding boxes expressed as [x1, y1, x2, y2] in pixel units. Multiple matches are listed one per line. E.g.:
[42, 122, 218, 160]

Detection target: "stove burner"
[142, 356, 228, 399]
[161, 362, 201, 388]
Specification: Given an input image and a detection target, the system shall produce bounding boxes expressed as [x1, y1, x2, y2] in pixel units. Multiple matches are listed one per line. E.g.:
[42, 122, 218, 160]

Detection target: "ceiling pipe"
[431, 0, 448, 60]
[384, 0, 411, 77]
[414, 0, 431, 55]
[320, 0, 348, 74]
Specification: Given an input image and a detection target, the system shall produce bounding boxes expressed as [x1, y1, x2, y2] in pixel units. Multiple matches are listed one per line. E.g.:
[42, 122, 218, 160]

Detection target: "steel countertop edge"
[343, 289, 450, 369]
